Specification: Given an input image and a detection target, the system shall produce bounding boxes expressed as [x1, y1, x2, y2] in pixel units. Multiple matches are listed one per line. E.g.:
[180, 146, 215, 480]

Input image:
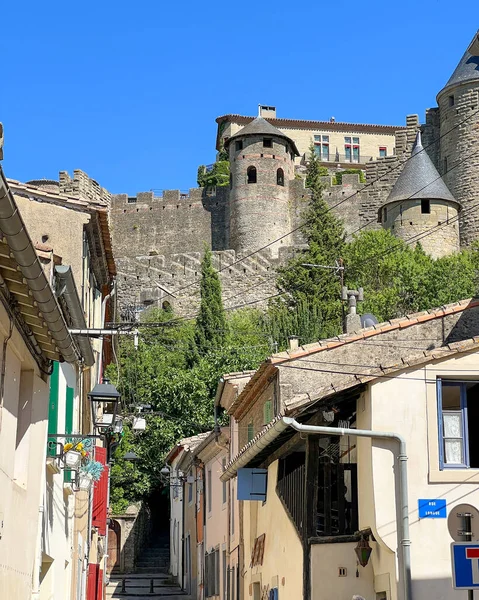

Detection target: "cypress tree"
[277, 143, 345, 304]
[193, 247, 227, 357]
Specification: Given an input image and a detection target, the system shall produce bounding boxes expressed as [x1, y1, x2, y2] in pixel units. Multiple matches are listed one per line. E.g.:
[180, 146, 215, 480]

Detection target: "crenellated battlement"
[59, 169, 111, 206]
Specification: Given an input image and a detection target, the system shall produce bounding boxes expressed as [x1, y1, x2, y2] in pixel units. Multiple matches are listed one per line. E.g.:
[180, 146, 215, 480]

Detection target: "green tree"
[342, 229, 479, 322]
[274, 143, 346, 340]
[197, 161, 229, 188]
[107, 306, 271, 513]
[192, 248, 227, 359]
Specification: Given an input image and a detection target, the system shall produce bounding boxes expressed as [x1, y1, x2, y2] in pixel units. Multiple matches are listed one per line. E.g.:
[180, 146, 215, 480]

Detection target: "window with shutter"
[92, 447, 109, 535]
[263, 400, 272, 425]
[247, 423, 254, 442]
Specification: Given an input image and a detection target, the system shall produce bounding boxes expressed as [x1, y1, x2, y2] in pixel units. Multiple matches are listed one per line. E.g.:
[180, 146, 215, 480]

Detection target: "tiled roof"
[384, 132, 457, 206]
[216, 114, 405, 133]
[270, 298, 479, 364]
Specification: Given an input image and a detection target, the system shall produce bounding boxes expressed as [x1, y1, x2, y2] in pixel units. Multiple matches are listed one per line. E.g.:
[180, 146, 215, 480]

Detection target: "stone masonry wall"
[112, 176, 377, 316]
[110, 187, 229, 259]
[59, 169, 112, 206]
[438, 83, 479, 247]
[116, 247, 288, 317]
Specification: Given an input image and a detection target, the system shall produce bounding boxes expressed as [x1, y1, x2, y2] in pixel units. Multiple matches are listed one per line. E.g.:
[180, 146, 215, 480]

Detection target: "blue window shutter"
[237, 468, 267, 501]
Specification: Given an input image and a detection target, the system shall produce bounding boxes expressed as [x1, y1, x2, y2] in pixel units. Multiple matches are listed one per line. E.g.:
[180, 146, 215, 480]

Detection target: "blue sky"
[1, 1, 476, 195]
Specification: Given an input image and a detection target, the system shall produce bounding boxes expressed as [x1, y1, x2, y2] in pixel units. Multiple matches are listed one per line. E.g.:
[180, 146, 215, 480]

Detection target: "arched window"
[247, 166, 257, 184]
[277, 168, 284, 186]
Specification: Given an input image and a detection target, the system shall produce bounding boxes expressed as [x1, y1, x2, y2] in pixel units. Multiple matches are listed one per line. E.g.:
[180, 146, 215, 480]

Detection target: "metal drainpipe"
[97, 281, 116, 384]
[282, 417, 412, 600]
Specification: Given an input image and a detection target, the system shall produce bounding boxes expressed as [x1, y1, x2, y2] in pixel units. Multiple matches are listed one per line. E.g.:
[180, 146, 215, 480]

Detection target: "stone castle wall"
[110, 175, 377, 316]
[110, 187, 230, 259]
[59, 169, 111, 206]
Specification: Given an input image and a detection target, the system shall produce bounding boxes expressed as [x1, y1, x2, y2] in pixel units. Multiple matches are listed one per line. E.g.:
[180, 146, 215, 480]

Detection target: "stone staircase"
[106, 536, 192, 599]
[134, 539, 169, 574]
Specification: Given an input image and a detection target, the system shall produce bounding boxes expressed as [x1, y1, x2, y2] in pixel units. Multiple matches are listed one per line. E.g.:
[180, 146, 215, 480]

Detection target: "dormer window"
[263, 138, 273, 148]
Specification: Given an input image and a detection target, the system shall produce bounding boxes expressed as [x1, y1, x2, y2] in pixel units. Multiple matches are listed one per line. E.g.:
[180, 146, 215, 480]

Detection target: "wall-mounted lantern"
[88, 379, 121, 431]
[354, 536, 372, 567]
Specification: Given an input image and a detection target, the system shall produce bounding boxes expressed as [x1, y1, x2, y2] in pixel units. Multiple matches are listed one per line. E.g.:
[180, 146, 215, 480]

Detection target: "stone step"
[133, 566, 169, 574]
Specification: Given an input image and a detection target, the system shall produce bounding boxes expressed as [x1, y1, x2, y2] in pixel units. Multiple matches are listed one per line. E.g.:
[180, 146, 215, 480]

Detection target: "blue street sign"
[451, 543, 479, 589]
[418, 498, 447, 519]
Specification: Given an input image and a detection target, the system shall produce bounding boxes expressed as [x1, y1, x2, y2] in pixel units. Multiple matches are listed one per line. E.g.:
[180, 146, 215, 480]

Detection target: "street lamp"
[123, 451, 140, 463]
[88, 379, 121, 431]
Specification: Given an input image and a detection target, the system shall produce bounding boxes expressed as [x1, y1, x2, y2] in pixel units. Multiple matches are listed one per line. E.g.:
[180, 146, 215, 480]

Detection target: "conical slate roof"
[226, 117, 300, 156]
[438, 31, 479, 96]
[385, 132, 457, 205]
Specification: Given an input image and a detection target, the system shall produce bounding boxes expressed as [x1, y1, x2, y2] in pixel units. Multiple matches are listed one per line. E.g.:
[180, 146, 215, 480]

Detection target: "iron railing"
[276, 462, 306, 536]
[317, 460, 358, 536]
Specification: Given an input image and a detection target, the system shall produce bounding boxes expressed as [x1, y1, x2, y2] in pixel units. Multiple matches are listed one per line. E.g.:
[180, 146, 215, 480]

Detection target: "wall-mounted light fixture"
[354, 536, 372, 567]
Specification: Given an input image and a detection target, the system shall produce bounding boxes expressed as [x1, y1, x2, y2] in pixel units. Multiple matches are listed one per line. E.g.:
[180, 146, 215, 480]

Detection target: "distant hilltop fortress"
[13, 31, 479, 317]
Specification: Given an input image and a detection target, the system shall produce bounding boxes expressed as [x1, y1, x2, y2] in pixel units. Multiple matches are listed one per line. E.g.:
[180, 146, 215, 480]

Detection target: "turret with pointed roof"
[435, 30, 479, 246]
[437, 31, 479, 99]
[379, 132, 460, 259]
[227, 116, 298, 258]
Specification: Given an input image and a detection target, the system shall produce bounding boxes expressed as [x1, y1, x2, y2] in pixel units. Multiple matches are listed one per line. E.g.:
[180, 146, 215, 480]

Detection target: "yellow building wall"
[310, 542, 375, 600]
[222, 121, 397, 164]
[242, 460, 303, 598]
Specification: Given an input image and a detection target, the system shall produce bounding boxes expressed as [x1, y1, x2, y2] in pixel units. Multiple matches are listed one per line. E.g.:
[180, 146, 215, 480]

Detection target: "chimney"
[342, 287, 364, 333]
[259, 105, 277, 119]
[288, 335, 300, 351]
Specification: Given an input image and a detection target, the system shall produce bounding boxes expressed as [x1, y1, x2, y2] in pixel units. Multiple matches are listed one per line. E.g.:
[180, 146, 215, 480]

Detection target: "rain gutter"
[55, 265, 95, 366]
[0, 168, 79, 363]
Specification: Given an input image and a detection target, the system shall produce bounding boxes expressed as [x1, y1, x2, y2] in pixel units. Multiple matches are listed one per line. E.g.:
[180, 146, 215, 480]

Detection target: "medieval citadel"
[16, 32, 479, 317]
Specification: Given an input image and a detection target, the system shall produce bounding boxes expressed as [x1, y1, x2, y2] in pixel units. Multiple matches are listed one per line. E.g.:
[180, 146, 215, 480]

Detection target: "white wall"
[169, 453, 184, 584]
[0, 305, 50, 600]
[357, 351, 479, 600]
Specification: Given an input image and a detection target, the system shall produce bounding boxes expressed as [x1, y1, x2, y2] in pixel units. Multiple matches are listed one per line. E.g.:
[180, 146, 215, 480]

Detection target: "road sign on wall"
[418, 498, 447, 518]
[451, 543, 479, 589]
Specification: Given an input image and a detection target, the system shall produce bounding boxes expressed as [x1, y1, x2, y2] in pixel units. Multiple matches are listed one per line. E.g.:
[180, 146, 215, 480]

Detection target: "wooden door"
[107, 520, 121, 572]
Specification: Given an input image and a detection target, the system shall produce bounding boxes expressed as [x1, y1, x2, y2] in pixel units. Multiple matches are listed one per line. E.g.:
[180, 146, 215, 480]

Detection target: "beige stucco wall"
[0, 301, 50, 600]
[242, 460, 303, 598]
[204, 446, 229, 599]
[14, 194, 90, 287]
[357, 350, 479, 600]
[310, 541, 375, 599]
[222, 121, 397, 164]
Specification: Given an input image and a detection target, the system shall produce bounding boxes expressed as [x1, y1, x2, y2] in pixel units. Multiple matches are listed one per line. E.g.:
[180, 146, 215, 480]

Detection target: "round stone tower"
[225, 117, 299, 257]
[437, 30, 479, 246]
[379, 132, 460, 259]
